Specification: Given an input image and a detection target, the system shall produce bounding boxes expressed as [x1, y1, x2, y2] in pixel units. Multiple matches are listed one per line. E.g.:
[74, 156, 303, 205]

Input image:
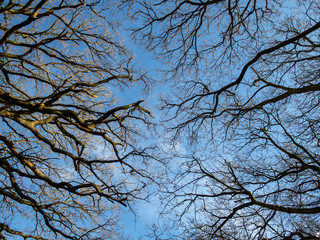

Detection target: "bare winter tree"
[131, 0, 320, 239]
[0, 0, 154, 239]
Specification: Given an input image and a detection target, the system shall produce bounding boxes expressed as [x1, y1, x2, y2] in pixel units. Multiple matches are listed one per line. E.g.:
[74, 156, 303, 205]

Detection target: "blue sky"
[105, 7, 164, 238]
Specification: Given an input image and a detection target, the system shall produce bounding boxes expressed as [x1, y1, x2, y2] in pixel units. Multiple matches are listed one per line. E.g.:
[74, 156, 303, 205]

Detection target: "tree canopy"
[0, 0, 153, 239]
[2, 0, 320, 239]
[131, 0, 320, 239]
